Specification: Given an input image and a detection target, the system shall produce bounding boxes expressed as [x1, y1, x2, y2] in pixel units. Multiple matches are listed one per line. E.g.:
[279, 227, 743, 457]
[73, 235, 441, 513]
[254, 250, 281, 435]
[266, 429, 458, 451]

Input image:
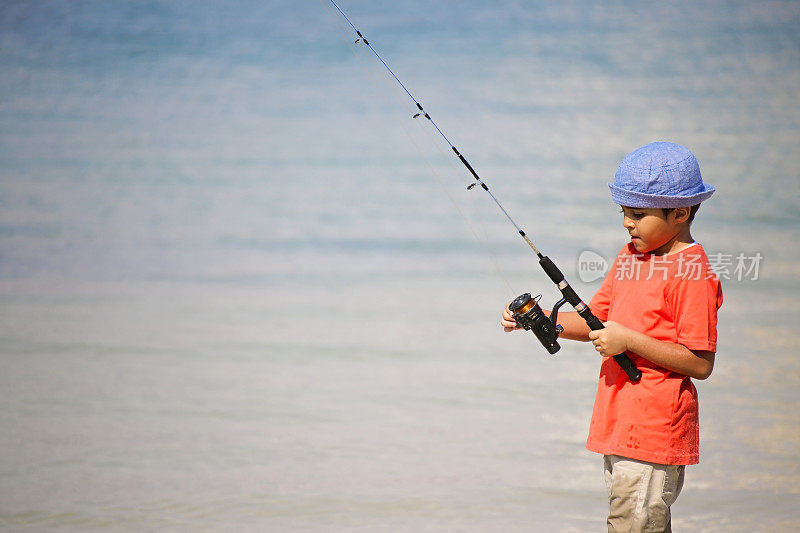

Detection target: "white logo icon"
[578, 250, 609, 283]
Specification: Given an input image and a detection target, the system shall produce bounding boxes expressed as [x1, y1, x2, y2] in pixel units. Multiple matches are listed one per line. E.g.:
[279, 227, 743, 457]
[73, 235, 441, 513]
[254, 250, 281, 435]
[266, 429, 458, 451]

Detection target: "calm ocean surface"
[1, 1, 799, 530]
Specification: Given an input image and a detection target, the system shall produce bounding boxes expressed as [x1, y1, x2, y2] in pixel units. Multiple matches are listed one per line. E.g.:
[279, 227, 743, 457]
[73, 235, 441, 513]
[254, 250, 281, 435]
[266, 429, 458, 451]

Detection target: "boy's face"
[619, 206, 687, 254]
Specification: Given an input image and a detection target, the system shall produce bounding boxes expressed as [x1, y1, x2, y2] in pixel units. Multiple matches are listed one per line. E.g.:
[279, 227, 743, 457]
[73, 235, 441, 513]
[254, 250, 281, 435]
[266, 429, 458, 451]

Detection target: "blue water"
[1, 1, 799, 530]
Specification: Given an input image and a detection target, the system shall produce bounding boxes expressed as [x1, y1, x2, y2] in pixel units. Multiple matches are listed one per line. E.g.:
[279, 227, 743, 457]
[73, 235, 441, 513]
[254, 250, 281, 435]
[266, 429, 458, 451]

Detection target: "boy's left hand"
[588, 321, 632, 357]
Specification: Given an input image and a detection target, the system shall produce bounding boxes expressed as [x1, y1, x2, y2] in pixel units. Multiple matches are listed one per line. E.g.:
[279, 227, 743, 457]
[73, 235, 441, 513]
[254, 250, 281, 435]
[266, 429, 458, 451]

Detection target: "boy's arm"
[502, 304, 713, 378]
[588, 321, 715, 380]
[502, 306, 592, 341]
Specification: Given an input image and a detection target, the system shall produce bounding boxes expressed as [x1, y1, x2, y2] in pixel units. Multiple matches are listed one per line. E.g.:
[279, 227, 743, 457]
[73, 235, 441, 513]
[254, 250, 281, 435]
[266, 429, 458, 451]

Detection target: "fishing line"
[324, 0, 642, 381]
[327, 0, 538, 256]
[413, 117, 514, 293]
[320, 0, 516, 295]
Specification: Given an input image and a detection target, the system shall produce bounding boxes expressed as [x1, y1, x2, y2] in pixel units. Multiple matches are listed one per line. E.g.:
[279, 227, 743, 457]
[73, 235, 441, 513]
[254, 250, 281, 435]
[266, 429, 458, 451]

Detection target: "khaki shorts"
[604, 455, 685, 533]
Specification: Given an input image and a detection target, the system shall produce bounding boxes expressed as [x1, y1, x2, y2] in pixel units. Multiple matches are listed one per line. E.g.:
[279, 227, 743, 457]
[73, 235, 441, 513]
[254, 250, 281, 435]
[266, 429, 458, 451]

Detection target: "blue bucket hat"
[609, 142, 715, 208]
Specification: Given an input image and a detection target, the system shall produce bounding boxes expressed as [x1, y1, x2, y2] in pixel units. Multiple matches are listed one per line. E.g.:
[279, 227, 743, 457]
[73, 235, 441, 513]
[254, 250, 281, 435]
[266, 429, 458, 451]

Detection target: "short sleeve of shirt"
[588, 247, 625, 322]
[668, 272, 723, 352]
[589, 274, 612, 322]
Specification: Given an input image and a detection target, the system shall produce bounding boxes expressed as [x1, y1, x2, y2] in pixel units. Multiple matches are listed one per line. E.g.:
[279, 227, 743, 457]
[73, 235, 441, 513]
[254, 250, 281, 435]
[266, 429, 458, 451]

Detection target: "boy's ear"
[671, 207, 691, 224]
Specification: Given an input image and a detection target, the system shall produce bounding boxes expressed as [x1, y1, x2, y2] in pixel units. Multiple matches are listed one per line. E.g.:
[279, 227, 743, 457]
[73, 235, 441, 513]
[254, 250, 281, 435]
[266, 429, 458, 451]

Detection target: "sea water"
[1, 1, 799, 530]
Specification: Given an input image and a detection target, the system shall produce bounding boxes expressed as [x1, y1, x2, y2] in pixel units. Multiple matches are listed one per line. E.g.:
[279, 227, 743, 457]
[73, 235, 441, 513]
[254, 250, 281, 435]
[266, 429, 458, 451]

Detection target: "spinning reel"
[509, 293, 568, 355]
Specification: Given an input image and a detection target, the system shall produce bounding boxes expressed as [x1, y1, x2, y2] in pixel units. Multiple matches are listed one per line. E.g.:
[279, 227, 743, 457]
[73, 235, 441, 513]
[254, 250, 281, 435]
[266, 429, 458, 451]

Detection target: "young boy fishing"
[501, 142, 722, 532]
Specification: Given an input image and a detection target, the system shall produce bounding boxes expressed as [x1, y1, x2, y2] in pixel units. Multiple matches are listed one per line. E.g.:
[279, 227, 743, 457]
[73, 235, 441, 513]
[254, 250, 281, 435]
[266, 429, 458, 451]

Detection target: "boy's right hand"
[501, 302, 520, 332]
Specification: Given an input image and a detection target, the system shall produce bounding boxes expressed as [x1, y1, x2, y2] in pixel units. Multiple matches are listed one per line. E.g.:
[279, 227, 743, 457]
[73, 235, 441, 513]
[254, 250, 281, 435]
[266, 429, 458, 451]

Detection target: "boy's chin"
[630, 238, 649, 252]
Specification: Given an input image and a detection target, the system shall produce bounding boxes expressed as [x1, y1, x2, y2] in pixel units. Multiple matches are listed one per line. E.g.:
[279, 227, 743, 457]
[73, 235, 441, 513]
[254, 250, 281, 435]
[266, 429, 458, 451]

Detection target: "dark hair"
[662, 204, 700, 223]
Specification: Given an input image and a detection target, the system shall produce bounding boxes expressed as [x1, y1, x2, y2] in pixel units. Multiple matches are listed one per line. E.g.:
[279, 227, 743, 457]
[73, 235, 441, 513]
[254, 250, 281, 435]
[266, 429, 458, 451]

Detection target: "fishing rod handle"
[582, 313, 643, 382]
[538, 256, 642, 382]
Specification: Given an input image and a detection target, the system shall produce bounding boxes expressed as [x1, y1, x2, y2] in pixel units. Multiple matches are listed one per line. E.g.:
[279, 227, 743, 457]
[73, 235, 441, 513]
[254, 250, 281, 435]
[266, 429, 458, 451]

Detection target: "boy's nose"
[622, 216, 635, 230]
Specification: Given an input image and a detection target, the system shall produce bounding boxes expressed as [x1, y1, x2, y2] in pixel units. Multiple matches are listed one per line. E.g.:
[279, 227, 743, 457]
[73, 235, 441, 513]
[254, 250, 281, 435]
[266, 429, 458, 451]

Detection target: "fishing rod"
[327, 0, 641, 382]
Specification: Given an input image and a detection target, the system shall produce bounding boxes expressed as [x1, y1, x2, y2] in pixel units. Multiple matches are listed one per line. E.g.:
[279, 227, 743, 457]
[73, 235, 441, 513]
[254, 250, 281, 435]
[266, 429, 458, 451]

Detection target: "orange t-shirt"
[586, 242, 723, 465]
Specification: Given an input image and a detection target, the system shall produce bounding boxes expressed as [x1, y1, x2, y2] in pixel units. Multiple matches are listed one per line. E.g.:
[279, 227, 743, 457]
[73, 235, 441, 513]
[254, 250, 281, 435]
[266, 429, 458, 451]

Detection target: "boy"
[501, 142, 722, 532]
